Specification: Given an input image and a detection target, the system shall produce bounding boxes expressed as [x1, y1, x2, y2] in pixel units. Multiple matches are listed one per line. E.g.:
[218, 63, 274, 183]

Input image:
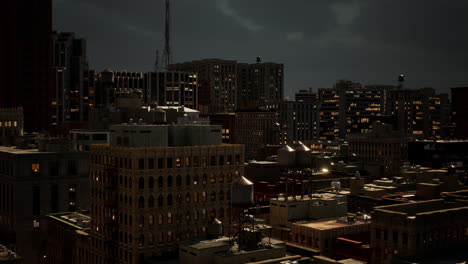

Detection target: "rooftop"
[48, 212, 91, 230]
[0, 244, 20, 261]
[294, 217, 370, 231]
[0, 146, 48, 155]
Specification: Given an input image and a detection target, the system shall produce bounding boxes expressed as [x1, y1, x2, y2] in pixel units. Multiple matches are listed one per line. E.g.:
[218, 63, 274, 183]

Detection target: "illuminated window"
[32, 163, 40, 173]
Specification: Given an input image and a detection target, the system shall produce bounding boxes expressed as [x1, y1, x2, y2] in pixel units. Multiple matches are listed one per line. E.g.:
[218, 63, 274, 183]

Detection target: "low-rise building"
[371, 194, 468, 263]
[291, 216, 371, 257]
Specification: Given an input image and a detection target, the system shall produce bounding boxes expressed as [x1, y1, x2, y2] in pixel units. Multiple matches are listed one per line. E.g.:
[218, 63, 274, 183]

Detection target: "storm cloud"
[53, 0, 468, 98]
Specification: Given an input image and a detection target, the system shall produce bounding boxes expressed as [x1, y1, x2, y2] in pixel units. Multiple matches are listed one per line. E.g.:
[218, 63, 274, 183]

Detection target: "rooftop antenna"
[163, 0, 172, 70]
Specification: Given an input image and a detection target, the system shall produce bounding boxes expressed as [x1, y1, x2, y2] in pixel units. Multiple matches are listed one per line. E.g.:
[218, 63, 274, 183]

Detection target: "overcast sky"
[53, 0, 468, 98]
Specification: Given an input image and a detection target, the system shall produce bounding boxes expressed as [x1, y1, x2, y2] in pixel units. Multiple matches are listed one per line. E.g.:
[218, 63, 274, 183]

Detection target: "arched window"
[176, 212, 182, 224]
[176, 175, 182, 187]
[186, 211, 191, 222]
[193, 174, 199, 185]
[138, 177, 144, 189]
[149, 215, 154, 226]
[129, 178, 132, 188]
[148, 195, 155, 208]
[210, 173, 216, 184]
[176, 193, 182, 204]
[210, 191, 216, 202]
[218, 173, 224, 183]
[148, 176, 154, 189]
[219, 208, 224, 218]
[167, 212, 172, 224]
[202, 191, 207, 202]
[186, 192, 191, 203]
[139, 215, 144, 227]
[149, 233, 154, 245]
[158, 176, 163, 188]
[167, 231, 172, 242]
[167, 175, 173, 188]
[167, 194, 173, 206]
[194, 210, 199, 220]
[193, 192, 199, 203]
[227, 172, 232, 182]
[158, 232, 163, 243]
[219, 190, 224, 201]
[158, 195, 164, 207]
[202, 174, 208, 184]
[186, 174, 191, 186]
[138, 196, 144, 208]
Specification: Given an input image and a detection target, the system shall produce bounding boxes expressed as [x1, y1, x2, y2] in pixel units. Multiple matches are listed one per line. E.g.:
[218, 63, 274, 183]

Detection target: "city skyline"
[53, 0, 468, 98]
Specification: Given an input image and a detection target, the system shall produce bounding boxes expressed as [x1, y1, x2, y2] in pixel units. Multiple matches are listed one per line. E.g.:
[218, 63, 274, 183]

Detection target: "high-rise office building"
[143, 72, 198, 109]
[88, 124, 244, 263]
[387, 87, 451, 139]
[276, 100, 319, 145]
[52, 32, 89, 124]
[318, 81, 391, 140]
[0, 139, 89, 264]
[234, 109, 279, 159]
[169, 58, 284, 113]
[0, 0, 54, 132]
[237, 60, 284, 109]
[169, 59, 238, 113]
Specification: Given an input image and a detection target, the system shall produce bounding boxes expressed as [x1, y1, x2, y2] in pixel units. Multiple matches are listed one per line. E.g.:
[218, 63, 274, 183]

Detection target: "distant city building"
[0, 108, 24, 146]
[234, 109, 279, 160]
[347, 121, 408, 177]
[387, 87, 451, 139]
[295, 88, 317, 103]
[52, 32, 89, 124]
[143, 71, 198, 109]
[169, 58, 284, 113]
[237, 60, 284, 109]
[408, 139, 468, 168]
[371, 192, 468, 263]
[169, 59, 238, 113]
[318, 80, 392, 140]
[275, 100, 319, 145]
[0, 0, 54, 133]
[89, 123, 244, 263]
[203, 113, 236, 144]
[47, 212, 91, 264]
[0, 139, 89, 264]
[450, 87, 468, 139]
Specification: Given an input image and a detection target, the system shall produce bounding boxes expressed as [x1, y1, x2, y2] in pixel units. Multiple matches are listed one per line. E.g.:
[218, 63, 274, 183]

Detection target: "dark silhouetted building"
[52, 32, 89, 125]
[0, 140, 89, 264]
[295, 88, 317, 103]
[0, 0, 53, 132]
[451, 87, 468, 139]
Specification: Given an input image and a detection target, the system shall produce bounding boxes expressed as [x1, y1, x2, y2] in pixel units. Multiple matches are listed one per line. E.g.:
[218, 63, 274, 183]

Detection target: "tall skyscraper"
[89, 124, 244, 263]
[0, 0, 53, 132]
[52, 32, 89, 124]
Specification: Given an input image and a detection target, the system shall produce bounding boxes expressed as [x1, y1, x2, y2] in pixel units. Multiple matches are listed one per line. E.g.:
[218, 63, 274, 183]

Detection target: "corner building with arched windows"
[88, 123, 244, 264]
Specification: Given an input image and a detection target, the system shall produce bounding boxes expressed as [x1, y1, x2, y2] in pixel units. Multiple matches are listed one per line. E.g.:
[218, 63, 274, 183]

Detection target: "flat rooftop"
[294, 217, 370, 230]
[48, 212, 91, 230]
[0, 243, 20, 261]
[0, 146, 47, 155]
[271, 193, 347, 203]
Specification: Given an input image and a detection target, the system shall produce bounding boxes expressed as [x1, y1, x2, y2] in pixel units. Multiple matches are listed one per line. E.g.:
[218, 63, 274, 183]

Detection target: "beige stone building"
[88, 124, 244, 263]
[291, 216, 370, 257]
[371, 193, 468, 263]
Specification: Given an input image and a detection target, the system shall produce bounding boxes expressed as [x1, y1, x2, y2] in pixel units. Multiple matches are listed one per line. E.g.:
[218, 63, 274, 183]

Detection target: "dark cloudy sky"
[53, 0, 468, 98]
